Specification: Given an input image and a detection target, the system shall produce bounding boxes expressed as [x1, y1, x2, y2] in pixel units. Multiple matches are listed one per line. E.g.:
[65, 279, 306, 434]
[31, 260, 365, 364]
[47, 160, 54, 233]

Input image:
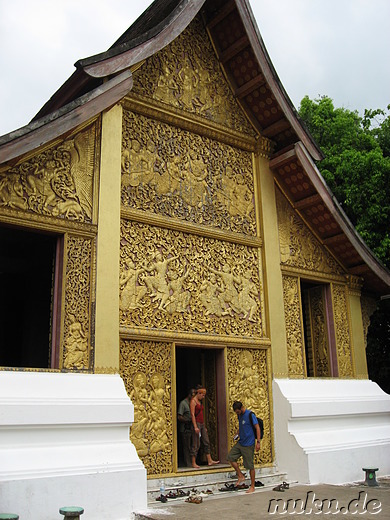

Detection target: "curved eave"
[270, 142, 390, 296]
[77, 0, 206, 78]
[0, 70, 133, 164]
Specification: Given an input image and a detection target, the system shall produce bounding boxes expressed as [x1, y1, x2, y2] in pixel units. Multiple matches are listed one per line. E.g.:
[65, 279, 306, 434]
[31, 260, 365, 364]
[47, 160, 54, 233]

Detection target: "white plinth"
[0, 371, 147, 519]
[273, 378, 390, 484]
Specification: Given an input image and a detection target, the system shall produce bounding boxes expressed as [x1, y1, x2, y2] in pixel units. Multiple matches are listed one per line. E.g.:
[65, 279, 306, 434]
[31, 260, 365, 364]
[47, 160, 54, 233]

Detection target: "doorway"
[301, 280, 337, 377]
[0, 226, 60, 369]
[175, 346, 227, 469]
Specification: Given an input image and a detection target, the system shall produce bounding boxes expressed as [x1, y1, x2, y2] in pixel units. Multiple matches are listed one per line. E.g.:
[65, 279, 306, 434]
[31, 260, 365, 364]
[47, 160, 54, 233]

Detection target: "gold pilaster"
[94, 104, 123, 370]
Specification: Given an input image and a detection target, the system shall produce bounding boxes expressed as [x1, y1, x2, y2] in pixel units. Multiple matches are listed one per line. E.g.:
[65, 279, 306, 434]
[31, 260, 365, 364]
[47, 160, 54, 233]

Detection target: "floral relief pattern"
[282, 275, 305, 377]
[119, 220, 263, 338]
[120, 339, 172, 475]
[122, 110, 256, 236]
[131, 16, 254, 135]
[63, 235, 94, 370]
[0, 126, 96, 222]
[227, 347, 272, 465]
[332, 284, 354, 377]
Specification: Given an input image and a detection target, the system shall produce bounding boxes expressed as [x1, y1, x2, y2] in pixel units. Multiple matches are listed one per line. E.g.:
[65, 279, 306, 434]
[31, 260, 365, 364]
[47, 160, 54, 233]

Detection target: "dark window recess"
[0, 226, 57, 368]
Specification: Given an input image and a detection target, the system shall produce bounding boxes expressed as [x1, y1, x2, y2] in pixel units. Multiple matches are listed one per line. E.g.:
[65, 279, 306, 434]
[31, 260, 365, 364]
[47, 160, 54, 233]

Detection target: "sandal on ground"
[235, 483, 249, 490]
[205, 489, 213, 494]
[225, 483, 236, 491]
[273, 484, 285, 492]
[185, 496, 203, 504]
[166, 491, 178, 499]
[156, 494, 168, 502]
[282, 481, 290, 489]
[255, 481, 264, 487]
[177, 489, 189, 497]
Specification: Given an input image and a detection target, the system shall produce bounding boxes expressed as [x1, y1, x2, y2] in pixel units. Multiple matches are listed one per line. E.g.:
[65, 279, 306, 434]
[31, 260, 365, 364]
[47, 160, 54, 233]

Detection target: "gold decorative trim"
[0, 208, 97, 237]
[281, 265, 347, 284]
[119, 327, 271, 347]
[94, 366, 119, 374]
[121, 207, 262, 247]
[122, 93, 256, 152]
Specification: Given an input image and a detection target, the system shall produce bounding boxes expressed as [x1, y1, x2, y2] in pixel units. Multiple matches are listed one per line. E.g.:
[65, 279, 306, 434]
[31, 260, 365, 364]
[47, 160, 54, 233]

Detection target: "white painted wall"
[0, 371, 147, 519]
[273, 379, 390, 484]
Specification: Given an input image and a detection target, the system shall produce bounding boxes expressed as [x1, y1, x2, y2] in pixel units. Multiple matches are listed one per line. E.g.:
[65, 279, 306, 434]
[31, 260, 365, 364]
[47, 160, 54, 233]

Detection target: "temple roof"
[0, 0, 389, 295]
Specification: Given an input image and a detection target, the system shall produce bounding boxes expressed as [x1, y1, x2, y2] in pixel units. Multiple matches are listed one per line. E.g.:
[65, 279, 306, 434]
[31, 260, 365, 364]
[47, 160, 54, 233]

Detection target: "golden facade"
[0, 11, 374, 480]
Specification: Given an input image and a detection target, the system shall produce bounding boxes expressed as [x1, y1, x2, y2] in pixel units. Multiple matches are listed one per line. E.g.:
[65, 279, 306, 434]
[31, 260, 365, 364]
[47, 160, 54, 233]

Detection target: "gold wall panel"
[0, 124, 98, 224]
[332, 284, 354, 377]
[227, 347, 272, 465]
[308, 286, 330, 377]
[276, 190, 344, 275]
[62, 235, 94, 370]
[361, 295, 377, 348]
[119, 219, 264, 338]
[122, 109, 256, 236]
[282, 275, 305, 377]
[120, 339, 173, 476]
[131, 16, 255, 136]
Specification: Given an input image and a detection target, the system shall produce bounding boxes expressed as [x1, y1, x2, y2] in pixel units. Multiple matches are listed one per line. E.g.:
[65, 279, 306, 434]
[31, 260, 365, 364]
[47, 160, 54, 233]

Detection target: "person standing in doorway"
[177, 388, 195, 467]
[227, 400, 261, 493]
[190, 384, 220, 468]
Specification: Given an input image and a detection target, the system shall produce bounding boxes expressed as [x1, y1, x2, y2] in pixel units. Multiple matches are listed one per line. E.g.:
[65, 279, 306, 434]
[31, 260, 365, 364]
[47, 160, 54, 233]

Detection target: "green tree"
[299, 96, 390, 394]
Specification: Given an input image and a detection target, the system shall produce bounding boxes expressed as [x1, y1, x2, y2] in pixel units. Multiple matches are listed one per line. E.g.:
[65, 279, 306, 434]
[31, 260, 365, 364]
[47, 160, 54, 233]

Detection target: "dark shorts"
[227, 442, 255, 470]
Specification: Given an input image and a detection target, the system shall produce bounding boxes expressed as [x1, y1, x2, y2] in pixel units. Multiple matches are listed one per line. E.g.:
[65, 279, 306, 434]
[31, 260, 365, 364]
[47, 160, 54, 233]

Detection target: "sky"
[0, 0, 389, 137]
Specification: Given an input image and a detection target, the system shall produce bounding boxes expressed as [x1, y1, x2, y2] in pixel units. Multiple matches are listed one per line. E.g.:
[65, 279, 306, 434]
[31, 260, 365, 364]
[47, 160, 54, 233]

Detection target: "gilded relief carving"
[276, 190, 344, 275]
[282, 275, 305, 377]
[122, 110, 256, 236]
[131, 17, 254, 135]
[120, 339, 172, 475]
[63, 235, 93, 370]
[332, 284, 354, 377]
[119, 220, 263, 338]
[309, 287, 330, 377]
[227, 348, 272, 465]
[361, 295, 377, 348]
[0, 126, 96, 222]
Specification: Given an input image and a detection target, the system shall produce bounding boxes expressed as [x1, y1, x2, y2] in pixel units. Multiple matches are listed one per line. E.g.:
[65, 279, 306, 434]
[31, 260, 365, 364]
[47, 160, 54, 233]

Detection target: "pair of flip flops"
[273, 481, 290, 492]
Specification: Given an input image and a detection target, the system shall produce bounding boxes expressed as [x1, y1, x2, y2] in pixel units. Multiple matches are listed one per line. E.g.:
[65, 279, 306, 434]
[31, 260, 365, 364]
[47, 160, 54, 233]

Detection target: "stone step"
[145, 465, 287, 506]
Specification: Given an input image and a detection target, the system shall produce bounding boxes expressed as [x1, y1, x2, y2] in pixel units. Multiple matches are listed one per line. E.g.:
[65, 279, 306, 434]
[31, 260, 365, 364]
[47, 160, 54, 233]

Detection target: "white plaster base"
[273, 379, 390, 484]
[0, 371, 147, 519]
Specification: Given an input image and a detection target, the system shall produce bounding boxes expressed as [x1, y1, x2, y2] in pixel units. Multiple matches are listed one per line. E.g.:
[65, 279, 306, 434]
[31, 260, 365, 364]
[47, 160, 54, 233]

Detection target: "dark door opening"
[175, 346, 227, 469]
[301, 280, 336, 377]
[0, 226, 59, 369]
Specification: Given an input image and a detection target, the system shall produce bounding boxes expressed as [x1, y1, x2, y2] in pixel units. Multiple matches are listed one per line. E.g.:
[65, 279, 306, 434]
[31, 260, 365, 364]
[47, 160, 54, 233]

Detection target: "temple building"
[1, 1, 389, 518]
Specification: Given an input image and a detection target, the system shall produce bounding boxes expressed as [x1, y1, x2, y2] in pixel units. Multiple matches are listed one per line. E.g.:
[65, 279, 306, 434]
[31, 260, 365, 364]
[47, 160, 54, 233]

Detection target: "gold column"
[256, 155, 288, 377]
[94, 104, 123, 371]
[348, 277, 368, 378]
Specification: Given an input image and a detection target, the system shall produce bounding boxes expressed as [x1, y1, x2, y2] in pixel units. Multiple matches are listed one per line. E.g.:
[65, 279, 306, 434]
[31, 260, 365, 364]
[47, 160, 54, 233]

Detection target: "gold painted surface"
[282, 275, 305, 377]
[276, 190, 344, 275]
[119, 220, 264, 338]
[0, 125, 97, 223]
[120, 339, 173, 476]
[361, 295, 377, 348]
[227, 347, 272, 465]
[122, 110, 256, 236]
[62, 235, 94, 370]
[308, 286, 330, 377]
[332, 284, 354, 377]
[131, 17, 255, 136]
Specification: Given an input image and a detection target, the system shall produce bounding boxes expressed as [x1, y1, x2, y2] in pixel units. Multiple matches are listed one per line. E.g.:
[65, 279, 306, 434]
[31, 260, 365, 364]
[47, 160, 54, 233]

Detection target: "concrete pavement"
[134, 477, 390, 519]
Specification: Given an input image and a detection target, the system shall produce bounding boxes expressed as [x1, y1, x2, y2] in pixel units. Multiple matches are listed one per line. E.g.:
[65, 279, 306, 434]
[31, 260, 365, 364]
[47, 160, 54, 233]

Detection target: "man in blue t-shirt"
[227, 401, 261, 493]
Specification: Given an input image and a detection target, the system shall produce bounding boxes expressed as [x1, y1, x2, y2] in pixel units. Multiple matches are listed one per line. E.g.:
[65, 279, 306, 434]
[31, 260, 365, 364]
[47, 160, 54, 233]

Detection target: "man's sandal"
[273, 484, 285, 492]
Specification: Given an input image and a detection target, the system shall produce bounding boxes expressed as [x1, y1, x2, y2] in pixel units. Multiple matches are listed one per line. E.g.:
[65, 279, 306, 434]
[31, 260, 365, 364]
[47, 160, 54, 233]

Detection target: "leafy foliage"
[299, 95, 390, 267]
[299, 96, 390, 394]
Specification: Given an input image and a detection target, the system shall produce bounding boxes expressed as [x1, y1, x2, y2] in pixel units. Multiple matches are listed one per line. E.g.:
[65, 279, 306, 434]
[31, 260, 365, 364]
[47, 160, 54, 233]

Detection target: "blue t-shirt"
[238, 409, 258, 447]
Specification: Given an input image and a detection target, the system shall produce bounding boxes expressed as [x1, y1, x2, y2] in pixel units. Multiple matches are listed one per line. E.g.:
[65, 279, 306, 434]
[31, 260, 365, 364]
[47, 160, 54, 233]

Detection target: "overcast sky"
[0, 0, 389, 137]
